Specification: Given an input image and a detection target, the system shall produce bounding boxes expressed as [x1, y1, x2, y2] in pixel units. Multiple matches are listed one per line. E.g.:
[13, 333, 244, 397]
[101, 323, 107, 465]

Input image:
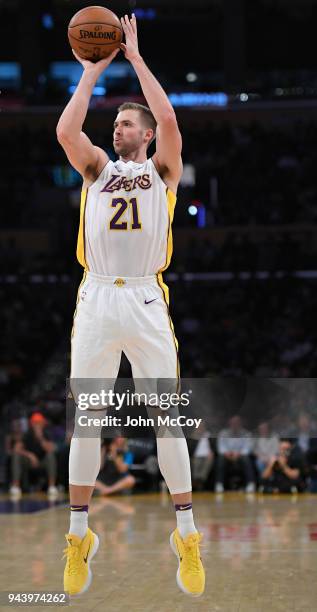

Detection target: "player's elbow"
[159, 110, 178, 126]
[56, 123, 77, 144]
[56, 126, 69, 143]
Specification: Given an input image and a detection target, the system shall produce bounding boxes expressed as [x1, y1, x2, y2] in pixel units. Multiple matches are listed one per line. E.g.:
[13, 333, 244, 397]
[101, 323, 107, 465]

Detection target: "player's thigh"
[124, 309, 179, 379]
[71, 298, 121, 379]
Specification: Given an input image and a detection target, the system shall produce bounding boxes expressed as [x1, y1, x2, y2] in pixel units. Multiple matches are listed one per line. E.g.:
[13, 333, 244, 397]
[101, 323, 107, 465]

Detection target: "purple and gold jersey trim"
[77, 188, 89, 270]
[156, 187, 177, 305]
[157, 186, 180, 384]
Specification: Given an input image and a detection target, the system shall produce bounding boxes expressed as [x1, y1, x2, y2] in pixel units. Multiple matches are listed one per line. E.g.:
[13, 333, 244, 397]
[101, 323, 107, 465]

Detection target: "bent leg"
[99, 475, 136, 495]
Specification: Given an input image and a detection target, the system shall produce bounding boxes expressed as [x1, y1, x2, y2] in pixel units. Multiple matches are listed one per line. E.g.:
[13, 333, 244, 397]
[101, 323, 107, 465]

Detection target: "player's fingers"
[120, 17, 127, 32]
[121, 16, 132, 37]
[124, 14, 133, 34]
[95, 48, 119, 67]
[120, 43, 127, 53]
[125, 14, 136, 39]
[99, 48, 119, 63]
[108, 48, 120, 61]
[72, 49, 83, 63]
[131, 13, 137, 32]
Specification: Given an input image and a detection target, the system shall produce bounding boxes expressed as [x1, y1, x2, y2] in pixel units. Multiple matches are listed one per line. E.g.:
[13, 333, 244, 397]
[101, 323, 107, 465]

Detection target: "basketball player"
[57, 14, 205, 598]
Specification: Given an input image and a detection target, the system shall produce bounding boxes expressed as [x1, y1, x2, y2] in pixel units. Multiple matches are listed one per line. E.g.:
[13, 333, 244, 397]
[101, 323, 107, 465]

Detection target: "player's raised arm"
[120, 14, 183, 186]
[56, 49, 119, 181]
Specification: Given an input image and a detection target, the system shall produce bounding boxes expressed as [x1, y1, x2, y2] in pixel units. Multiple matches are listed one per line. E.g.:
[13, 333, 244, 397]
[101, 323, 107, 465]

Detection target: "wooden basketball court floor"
[0, 492, 317, 612]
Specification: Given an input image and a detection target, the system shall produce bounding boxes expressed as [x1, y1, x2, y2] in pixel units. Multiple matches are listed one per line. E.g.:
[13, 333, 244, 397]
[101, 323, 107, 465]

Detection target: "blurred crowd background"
[2, 0, 317, 496]
[4, 410, 317, 499]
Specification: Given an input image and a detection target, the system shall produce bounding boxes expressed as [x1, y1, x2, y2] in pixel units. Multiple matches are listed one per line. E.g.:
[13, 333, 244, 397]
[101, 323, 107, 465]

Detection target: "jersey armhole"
[150, 157, 177, 199]
[82, 157, 112, 190]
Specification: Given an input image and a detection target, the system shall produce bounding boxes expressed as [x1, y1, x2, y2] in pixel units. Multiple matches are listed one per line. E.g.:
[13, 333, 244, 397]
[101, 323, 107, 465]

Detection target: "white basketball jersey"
[76, 157, 177, 278]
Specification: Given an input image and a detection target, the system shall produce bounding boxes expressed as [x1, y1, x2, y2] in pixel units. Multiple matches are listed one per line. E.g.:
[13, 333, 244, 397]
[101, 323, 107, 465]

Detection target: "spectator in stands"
[189, 422, 214, 491]
[294, 412, 317, 456]
[254, 421, 279, 478]
[95, 437, 136, 496]
[126, 438, 160, 491]
[56, 428, 72, 491]
[5, 417, 25, 487]
[215, 415, 256, 493]
[259, 438, 306, 493]
[5, 417, 25, 455]
[293, 412, 317, 492]
[9, 412, 58, 499]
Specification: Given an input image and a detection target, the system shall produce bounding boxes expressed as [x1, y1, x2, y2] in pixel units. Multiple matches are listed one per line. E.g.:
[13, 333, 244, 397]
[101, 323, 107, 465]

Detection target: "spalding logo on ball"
[68, 5, 123, 62]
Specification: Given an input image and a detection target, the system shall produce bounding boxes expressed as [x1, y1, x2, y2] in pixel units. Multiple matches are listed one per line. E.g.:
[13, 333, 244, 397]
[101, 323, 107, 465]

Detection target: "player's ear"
[144, 128, 154, 145]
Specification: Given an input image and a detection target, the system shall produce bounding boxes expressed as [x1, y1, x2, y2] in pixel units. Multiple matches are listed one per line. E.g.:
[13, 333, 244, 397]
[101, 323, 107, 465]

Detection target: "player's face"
[113, 110, 148, 156]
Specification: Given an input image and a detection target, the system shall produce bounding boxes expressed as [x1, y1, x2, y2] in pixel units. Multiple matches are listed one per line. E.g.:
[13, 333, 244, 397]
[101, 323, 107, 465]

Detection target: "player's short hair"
[117, 102, 157, 146]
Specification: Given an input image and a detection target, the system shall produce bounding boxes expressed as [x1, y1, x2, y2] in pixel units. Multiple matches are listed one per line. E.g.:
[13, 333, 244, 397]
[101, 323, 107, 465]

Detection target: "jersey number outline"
[109, 197, 142, 231]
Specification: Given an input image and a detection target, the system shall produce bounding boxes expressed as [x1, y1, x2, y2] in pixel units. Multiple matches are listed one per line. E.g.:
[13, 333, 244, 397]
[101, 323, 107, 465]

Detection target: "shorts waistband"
[86, 271, 158, 287]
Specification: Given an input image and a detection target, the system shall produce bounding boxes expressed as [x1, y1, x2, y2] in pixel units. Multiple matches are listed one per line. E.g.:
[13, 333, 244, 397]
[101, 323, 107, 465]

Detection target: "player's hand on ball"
[120, 13, 141, 62]
[72, 48, 120, 77]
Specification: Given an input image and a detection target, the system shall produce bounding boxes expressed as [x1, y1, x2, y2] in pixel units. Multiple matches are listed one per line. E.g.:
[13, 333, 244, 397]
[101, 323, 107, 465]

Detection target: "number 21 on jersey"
[109, 197, 142, 231]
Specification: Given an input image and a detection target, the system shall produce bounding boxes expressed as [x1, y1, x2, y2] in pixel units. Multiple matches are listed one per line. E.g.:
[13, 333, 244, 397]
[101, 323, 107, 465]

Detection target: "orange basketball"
[68, 6, 122, 62]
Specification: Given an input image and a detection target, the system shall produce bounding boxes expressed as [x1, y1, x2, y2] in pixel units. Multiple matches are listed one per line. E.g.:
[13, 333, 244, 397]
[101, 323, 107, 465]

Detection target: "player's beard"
[114, 134, 144, 158]
[114, 142, 132, 157]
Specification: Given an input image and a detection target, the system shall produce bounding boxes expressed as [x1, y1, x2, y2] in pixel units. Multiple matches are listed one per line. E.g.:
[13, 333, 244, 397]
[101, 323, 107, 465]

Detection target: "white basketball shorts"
[70, 271, 180, 381]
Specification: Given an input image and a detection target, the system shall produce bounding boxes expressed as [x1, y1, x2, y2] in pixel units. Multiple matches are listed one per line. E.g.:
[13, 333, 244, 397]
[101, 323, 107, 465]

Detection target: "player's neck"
[119, 151, 147, 164]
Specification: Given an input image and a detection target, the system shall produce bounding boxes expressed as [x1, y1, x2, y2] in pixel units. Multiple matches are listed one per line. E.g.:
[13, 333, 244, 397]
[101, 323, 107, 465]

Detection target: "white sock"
[176, 508, 197, 539]
[69, 510, 88, 539]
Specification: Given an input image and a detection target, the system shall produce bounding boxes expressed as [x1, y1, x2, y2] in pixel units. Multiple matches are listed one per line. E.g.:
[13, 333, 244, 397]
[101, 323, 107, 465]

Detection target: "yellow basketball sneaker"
[170, 528, 205, 597]
[63, 528, 99, 596]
